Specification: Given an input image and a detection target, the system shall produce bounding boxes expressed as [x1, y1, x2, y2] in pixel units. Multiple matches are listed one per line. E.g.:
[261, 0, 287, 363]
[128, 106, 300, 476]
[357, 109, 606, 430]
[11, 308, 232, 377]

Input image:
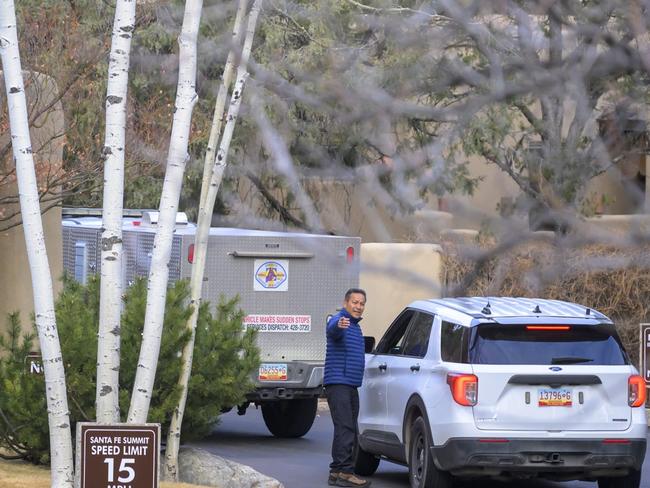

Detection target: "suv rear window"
[469, 323, 629, 365]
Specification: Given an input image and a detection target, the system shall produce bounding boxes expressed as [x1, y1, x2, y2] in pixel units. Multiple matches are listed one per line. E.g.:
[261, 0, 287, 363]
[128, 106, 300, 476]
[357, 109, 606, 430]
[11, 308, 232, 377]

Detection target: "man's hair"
[345, 288, 366, 301]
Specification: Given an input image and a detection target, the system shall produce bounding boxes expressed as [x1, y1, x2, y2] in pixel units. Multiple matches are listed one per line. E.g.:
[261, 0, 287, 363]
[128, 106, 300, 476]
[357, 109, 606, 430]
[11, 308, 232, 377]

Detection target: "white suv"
[355, 297, 647, 488]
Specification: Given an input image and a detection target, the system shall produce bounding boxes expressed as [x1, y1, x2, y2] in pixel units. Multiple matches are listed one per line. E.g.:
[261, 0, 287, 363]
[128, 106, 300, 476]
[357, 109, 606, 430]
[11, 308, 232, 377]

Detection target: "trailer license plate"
[538, 388, 572, 407]
[259, 363, 287, 381]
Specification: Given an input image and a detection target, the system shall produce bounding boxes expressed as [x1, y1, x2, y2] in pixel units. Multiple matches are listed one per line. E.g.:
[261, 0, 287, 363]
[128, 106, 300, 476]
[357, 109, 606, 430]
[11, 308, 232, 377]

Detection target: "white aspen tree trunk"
[96, 0, 136, 424]
[127, 0, 203, 424]
[162, 0, 262, 480]
[0, 2, 74, 486]
[196, 0, 249, 216]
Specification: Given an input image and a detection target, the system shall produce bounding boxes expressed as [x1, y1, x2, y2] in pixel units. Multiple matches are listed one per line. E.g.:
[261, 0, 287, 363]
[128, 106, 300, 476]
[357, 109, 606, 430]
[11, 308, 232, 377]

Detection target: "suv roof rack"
[427, 297, 609, 321]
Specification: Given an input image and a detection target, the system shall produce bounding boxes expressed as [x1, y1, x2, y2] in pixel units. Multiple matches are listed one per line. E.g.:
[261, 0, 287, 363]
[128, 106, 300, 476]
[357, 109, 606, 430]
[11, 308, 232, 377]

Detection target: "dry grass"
[0, 458, 213, 488]
[0, 458, 50, 488]
[442, 240, 650, 368]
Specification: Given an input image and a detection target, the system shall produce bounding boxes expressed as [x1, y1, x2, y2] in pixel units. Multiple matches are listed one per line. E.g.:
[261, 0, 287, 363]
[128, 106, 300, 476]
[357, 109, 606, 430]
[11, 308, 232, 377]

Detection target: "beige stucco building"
[0, 72, 64, 333]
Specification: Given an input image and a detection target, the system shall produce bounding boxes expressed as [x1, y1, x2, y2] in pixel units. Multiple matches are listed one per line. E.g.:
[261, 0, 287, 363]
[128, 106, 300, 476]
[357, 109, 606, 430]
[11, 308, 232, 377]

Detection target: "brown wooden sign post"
[76, 423, 160, 488]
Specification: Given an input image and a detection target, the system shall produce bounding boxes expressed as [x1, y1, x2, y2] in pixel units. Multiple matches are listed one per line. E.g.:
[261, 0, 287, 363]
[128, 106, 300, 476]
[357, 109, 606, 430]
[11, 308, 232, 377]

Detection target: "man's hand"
[338, 317, 350, 329]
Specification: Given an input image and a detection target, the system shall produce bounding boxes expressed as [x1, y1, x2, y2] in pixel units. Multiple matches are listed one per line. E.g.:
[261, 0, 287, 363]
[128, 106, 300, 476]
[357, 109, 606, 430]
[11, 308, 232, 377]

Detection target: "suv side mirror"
[364, 336, 376, 354]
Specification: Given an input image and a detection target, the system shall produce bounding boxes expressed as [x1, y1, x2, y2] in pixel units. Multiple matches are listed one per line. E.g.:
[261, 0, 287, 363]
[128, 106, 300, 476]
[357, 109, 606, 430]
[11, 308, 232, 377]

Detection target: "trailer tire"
[261, 398, 318, 438]
[598, 470, 641, 488]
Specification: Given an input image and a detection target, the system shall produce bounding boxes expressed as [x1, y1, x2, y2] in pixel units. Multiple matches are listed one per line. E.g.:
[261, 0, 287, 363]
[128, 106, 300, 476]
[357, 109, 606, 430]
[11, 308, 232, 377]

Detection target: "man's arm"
[326, 314, 345, 340]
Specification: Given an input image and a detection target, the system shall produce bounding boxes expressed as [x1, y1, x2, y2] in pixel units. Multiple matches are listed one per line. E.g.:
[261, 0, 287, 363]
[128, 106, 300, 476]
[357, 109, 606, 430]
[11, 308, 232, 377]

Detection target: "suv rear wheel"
[408, 416, 453, 488]
[598, 469, 641, 488]
[353, 440, 380, 476]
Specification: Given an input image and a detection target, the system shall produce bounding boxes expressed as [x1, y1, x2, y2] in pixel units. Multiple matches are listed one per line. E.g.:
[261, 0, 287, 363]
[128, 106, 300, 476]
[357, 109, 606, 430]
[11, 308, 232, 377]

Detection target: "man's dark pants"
[326, 384, 359, 474]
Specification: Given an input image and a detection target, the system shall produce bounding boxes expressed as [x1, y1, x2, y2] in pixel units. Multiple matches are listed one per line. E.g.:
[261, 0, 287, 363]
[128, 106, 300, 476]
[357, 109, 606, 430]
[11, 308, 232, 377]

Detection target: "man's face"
[344, 293, 366, 319]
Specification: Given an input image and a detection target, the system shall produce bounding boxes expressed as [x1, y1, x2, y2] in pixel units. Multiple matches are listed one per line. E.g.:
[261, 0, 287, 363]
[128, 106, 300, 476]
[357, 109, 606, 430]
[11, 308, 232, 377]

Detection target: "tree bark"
[127, 0, 203, 424]
[197, 0, 249, 220]
[162, 0, 262, 480]
[96, 0, 136, 424]
[0, 2, 74, 486]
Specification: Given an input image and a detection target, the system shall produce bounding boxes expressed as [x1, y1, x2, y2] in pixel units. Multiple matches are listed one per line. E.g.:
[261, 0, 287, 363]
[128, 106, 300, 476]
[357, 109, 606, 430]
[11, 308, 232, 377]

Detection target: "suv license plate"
[259, 363, 287, 381]
[538, 388, 572, 407]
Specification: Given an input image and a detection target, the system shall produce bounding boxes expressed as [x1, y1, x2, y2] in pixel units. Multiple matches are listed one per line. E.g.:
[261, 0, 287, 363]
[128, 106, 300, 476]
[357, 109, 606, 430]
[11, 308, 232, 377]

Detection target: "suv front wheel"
[409, 416, 453, 488]
[598, 469, 641, 488]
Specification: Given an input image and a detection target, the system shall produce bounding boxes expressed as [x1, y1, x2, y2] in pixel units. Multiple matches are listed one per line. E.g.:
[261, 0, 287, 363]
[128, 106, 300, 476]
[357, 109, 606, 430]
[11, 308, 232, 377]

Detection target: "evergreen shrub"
[0, 276, 259, 463]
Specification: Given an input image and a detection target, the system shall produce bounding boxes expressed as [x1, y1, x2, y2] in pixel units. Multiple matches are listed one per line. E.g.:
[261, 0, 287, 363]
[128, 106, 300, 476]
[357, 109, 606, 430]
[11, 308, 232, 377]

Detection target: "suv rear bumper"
[431, 438, 646, 479]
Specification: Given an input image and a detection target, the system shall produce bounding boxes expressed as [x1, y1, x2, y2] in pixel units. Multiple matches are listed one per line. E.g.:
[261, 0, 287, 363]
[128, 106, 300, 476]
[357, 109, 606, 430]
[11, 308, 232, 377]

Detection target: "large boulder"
[178, 446, 284, 488]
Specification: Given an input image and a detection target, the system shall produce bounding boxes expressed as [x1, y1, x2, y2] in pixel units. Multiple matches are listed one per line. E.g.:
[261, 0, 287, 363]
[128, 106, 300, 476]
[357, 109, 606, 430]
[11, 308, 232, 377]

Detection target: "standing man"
[324, 288, 371, 487]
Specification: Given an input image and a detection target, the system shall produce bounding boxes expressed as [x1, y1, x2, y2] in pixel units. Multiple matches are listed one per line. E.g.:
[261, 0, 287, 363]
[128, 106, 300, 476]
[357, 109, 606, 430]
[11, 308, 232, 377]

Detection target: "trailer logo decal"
[254, 259, 288, 291]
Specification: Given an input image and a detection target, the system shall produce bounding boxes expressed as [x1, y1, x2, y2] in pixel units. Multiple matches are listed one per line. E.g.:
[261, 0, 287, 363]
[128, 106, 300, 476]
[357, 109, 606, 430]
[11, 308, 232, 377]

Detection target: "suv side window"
[401, 312, 434, 357]
[441, 321, 468, 363]
[375, 309, 416, 355]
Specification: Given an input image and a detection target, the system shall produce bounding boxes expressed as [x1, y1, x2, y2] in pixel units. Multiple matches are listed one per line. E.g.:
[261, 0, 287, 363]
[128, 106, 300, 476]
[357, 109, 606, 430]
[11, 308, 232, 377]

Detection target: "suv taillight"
[628, 375, 646, 407]
[447, 373, 478, 406]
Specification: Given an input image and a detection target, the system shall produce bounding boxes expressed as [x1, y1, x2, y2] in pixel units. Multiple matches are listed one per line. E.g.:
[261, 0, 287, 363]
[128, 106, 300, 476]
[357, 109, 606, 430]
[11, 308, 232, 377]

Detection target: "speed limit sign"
[76, 423, 160, 488]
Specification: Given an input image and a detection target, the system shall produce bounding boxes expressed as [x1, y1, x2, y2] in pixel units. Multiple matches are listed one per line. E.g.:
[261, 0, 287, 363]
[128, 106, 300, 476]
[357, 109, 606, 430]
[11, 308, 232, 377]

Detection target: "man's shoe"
[335, 472, 371, 487]
[328, 472, 339, 486]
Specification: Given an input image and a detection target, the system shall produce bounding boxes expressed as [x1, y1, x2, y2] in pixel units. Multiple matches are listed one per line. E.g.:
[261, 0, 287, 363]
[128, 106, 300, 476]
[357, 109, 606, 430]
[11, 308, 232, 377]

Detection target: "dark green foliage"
[182, 296, 259, 438]
[119, 278, 190, 429]
[0, 314, 49, 464]
[0, 276, 259, 463]
[56, 276, 101, 422]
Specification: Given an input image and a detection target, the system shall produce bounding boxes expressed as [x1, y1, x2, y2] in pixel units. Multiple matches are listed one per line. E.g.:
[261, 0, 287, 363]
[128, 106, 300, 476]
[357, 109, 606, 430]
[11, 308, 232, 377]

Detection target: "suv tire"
[261, 398, 318, 438]
[353, 440, 380, 476]
[598, 469, 641, 488]
[408, 416, 453, 488]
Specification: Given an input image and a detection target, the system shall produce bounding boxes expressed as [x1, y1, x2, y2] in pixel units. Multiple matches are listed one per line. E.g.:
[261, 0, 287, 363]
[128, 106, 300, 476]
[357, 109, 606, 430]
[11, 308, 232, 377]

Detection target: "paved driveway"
[192, 404, 649, 488]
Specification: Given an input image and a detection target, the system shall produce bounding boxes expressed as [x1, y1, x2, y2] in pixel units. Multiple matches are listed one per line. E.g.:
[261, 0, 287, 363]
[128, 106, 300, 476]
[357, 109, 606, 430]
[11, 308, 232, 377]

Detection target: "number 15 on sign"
[104, 457, 136, 484]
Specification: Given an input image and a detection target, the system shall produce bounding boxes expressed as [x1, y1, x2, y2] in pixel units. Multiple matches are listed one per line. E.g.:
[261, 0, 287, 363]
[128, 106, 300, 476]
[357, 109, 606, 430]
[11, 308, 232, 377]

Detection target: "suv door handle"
[378, 363, 387, 371]
[410, 364, 420, 372]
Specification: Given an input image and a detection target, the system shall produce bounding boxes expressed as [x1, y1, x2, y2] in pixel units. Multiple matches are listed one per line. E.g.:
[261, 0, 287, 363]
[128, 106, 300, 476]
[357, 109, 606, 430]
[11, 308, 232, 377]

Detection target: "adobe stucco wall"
[0, 72, 64, 333]
[447, 153, 522, 229]
[0, 207, 62, 329]
[359, 243, 443, 341]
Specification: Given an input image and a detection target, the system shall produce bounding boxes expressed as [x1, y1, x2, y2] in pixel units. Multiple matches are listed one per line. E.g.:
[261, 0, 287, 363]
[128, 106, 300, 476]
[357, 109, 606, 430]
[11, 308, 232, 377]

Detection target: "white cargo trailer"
[62, 209, 360, 437]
